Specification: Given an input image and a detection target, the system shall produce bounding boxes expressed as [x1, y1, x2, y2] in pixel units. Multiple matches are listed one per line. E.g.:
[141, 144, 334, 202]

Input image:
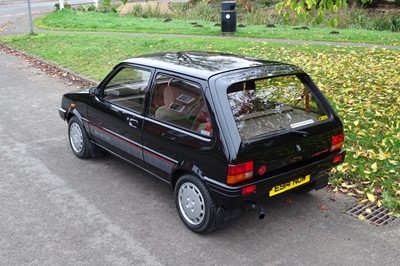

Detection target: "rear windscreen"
[227, 75, 328, 140]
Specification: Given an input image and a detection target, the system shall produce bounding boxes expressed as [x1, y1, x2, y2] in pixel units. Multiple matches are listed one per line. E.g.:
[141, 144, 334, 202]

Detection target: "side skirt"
[89, 141, 171, 185]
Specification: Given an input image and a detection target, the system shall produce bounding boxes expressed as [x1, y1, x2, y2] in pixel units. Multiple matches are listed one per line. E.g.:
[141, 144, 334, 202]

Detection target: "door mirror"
[89, 86, 99, 96]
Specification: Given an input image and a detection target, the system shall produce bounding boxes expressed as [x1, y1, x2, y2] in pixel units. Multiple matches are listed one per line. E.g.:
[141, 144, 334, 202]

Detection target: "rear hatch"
[226, 74, 343, 177]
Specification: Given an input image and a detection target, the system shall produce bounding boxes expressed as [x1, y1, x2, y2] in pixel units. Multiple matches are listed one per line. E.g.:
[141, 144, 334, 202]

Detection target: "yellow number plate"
[269, 175, 311, 197]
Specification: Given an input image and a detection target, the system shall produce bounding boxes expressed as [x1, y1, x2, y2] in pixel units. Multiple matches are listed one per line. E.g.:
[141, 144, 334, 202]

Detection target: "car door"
[88, 64, 153, 167]
[142, 73, 216, 181]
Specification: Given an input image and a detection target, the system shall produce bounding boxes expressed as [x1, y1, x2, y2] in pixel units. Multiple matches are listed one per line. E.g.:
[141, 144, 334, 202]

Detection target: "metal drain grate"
[346, 202, 395, 226]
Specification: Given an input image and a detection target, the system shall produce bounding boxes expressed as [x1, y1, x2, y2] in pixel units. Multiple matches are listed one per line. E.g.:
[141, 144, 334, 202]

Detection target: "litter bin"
[221, 1, 236, 34]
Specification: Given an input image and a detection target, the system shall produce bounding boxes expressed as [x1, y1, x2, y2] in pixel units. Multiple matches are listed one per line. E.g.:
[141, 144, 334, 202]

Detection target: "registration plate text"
[269, 175, 311, 197]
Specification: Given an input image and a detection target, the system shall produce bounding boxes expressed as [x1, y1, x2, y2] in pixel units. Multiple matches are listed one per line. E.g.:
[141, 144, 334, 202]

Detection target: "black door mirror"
[89, 86, 99, 96]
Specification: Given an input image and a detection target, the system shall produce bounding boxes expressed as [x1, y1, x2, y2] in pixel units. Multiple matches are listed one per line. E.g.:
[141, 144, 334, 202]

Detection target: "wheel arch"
[170, 163, 206, 190]
[66, 108, 84, 123]
[66, 108, 93, 143]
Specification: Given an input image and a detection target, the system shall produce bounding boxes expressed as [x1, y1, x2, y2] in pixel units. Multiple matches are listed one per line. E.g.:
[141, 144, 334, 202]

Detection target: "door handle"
[162, 133, 176, 141]
[128, 118, 139, 128]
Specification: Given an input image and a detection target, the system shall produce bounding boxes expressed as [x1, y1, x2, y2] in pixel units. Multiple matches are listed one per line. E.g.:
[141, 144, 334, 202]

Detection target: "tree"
[275, 0, 350, 27]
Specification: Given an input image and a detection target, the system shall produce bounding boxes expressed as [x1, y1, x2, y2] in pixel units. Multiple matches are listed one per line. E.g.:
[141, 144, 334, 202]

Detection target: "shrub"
[74, 5, 96, 12]
[54, 1, 72, 10]
[356, 0, 383, 7]
[99, 0, 118, 13]
[169, 1, 220, 22]
[127, 3, 170, 19]
[347, 8, 400, 32]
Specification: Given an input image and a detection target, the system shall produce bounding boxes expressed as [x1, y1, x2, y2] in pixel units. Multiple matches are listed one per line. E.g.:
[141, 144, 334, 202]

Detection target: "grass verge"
[34, 10, 400, 46]
[1, 33, 399, 214]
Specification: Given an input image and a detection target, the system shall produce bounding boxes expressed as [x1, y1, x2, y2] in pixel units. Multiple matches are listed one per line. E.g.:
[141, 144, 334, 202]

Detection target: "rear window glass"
[227, 75, 328, 139]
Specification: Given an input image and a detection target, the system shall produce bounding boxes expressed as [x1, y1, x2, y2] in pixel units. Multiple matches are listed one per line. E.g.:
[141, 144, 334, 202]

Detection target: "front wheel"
[68, 116, 91, 158]
[174, 174, 217, 234]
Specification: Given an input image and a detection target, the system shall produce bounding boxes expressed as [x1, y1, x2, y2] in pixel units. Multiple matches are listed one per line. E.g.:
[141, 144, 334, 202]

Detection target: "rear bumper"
[204, 149, 346, 209]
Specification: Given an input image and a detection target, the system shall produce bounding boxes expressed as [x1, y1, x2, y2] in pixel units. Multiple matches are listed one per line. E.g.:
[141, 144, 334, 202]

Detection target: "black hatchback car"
[59, 52, 345, 233]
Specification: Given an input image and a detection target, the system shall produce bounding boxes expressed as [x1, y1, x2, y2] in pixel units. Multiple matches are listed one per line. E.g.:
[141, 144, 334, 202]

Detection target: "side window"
[150, 75, 212, 137]
[103, 67, 151, 113]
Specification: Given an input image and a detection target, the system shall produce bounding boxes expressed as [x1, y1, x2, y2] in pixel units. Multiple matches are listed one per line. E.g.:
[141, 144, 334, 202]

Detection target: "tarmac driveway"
[0, 50, 399, 265]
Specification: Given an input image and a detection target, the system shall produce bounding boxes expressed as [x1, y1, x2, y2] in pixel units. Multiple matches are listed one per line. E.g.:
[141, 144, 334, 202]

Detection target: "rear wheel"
[68, 116, 91, 158]
[174, 174, 217, 233]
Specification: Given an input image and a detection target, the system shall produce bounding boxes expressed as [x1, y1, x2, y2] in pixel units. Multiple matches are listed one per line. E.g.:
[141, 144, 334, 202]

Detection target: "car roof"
[123, 52, 302, 80]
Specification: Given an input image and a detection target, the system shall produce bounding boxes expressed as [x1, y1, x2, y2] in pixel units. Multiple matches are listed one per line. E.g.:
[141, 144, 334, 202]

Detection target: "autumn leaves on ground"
[291, 48, 400, 213]
[1, 12, 399, 215]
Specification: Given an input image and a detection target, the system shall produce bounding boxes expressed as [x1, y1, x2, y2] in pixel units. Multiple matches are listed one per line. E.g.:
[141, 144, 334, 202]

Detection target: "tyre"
[68, 116, 91, 158]
[174, 174, 218, 233]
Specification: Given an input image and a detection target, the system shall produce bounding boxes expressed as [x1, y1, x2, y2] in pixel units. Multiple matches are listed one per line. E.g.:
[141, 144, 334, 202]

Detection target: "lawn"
[34, 10, 400, 46]
[1, 33, 399, 214]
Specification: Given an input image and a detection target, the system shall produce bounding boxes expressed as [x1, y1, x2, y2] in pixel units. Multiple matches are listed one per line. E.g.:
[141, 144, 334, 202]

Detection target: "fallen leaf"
[366, 192, 376, 203]
[358, 214, 366, 221]
[355, 189, 365, 195]
[365, 208, 372, 214]
[285, 198, 293, 205]
[319, 205, 329, 211]
[371, 162, 378, 172]
[374, 186, 382, 194]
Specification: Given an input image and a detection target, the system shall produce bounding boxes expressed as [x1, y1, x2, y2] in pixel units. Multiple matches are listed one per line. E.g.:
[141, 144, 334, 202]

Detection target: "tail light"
[227, 161, 254, 184]
[330, 133, 344, 152]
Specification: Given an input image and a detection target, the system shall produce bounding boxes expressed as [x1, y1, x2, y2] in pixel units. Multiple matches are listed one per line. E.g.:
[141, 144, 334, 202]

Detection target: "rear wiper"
[289, 130, 310, 137]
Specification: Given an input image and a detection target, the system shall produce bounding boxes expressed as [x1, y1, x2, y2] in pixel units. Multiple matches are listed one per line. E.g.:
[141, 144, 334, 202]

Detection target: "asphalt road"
[1, 49, 400, 265]
[0, 0, 94, 27]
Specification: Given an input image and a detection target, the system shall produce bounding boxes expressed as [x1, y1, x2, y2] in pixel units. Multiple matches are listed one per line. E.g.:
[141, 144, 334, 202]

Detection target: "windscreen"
[227, 75, 328, 140]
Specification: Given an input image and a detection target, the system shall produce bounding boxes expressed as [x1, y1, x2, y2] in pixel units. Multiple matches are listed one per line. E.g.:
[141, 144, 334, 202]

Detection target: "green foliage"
[356, 0, 383, 7]
[127, 3, 171, 19]
[276, 0, 349, 26]
[74, 4, 96, 12]
[170, 1, 220, 22]
[396, 0, 400, 6]
[34, 10, 400, 43]
[99, 0, 117, 13]
[274, 0, 399, 31]
[347, 8, 400, 32]
[169, 1, 281, 25]
[54, 1, 72, 10]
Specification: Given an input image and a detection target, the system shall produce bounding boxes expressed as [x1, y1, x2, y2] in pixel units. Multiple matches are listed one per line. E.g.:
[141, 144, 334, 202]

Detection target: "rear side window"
[227, 75, 327, 139]
[150, 75, 212, 137]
